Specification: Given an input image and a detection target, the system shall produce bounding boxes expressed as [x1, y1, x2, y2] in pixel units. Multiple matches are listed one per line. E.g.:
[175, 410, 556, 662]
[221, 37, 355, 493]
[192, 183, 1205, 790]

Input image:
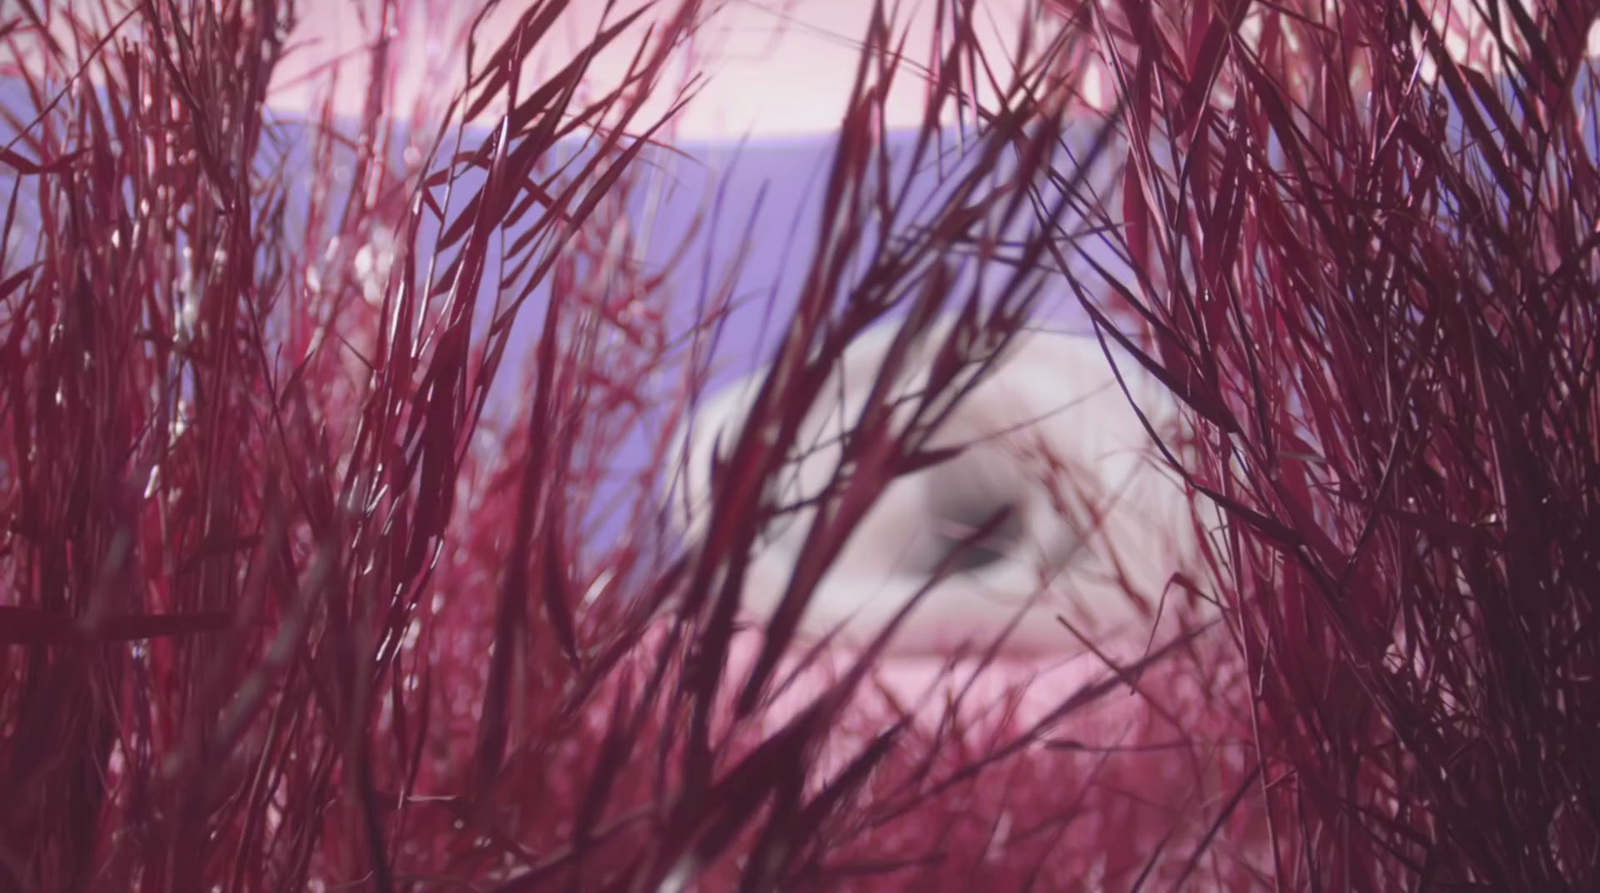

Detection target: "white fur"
[668, 318, 1218, 655]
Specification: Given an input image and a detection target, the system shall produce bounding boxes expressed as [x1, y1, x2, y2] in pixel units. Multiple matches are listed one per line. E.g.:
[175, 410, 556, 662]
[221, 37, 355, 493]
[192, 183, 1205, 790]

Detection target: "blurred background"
[266, 0, 1126, 553]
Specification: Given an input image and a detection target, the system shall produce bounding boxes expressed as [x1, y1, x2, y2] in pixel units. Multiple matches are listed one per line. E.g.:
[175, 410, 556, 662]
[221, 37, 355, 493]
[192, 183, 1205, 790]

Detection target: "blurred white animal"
[668, 317, 1216, 656]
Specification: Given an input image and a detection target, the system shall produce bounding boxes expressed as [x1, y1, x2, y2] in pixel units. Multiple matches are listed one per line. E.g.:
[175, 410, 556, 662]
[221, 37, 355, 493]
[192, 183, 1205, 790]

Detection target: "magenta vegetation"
[1, 1, 1597, 891]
